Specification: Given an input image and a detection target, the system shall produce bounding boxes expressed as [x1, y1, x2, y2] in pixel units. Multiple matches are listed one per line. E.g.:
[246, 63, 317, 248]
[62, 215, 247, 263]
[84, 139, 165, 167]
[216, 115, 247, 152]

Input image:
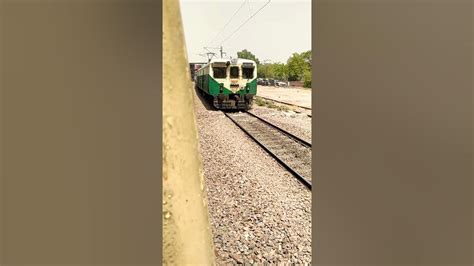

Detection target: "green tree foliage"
[301, 51, 312, 88]
[287, 52, 310, 81]
[237, 49, 260, 65]
[303, 69, 311, 88]
[257, 64, 271, 78]
[237, 49, 312, 87]
[286, 50, 312, 87]
[300, 50, 312, 67]
[272, 63, 288, 81]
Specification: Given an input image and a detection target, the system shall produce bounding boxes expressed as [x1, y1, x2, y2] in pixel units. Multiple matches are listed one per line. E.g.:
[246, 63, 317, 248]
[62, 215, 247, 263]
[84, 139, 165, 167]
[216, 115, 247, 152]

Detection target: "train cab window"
[213, 67, 227, 79]
[243, 67, 254, 79]
[230, 66, 239, 78]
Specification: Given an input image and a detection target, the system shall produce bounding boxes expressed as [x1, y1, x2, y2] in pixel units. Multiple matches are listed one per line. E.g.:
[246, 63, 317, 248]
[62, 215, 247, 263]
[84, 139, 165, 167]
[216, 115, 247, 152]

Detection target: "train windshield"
[213, 66, 227, 79]
[242, 67, 254, 79]
[230, 66, 239, 78]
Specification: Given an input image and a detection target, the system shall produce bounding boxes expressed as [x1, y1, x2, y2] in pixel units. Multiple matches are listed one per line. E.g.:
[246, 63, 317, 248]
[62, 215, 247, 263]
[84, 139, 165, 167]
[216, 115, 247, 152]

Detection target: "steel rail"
[255, 95, 312, 110]
[224, 112, 312, 190]
[245, 111, 311, 147]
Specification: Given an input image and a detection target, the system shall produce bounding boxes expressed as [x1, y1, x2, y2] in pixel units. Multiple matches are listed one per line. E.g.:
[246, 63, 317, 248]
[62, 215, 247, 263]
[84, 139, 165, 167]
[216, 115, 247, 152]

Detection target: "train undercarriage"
[213, 93, 254, 110]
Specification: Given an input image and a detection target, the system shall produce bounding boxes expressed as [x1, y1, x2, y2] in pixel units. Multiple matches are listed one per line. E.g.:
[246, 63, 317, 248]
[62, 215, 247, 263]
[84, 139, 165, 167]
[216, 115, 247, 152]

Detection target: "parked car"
[277, 81, 287, 87]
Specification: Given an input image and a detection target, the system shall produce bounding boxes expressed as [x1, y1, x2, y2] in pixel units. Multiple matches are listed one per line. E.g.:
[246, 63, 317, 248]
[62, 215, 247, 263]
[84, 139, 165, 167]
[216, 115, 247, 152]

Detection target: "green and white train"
[195, 58, 257, 110]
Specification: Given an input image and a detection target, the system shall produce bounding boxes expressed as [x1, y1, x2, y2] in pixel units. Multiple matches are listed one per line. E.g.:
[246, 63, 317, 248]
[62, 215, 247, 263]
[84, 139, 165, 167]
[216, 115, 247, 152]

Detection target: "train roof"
[195, 58, 257, 72]
[201, 58, 257, 67]
[216, 58, 256, 64]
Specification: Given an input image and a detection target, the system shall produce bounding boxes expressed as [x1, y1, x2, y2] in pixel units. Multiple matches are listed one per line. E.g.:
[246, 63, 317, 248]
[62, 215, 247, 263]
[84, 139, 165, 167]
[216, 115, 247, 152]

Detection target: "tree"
[303, 69, 311, 88]
[257, 64, 268, 78]
[301, 50, 312, 67]
[273, 63, 288, 81]
[237, 49, 260, 65]
[248, 50, 311, 84]
[301, 50, 312, 88]
[287, 51, 311, 81]
[257, 63, 274, 78]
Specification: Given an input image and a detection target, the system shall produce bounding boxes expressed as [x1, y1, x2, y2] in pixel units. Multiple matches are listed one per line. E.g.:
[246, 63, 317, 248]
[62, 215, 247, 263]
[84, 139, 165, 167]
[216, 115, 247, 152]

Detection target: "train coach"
[195, 58, 257, 110]
[189, 62, 206, 81]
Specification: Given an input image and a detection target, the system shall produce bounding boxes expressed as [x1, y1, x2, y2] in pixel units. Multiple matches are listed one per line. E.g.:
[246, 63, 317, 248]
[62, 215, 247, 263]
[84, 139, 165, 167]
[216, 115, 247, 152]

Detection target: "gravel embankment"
[251, 105, 312, 144]
[193, 89, 312, 264]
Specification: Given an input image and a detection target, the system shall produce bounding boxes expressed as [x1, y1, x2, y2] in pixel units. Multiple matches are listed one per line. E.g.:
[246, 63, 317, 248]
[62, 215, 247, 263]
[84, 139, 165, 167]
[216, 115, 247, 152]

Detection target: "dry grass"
[254, 97, 290, 112]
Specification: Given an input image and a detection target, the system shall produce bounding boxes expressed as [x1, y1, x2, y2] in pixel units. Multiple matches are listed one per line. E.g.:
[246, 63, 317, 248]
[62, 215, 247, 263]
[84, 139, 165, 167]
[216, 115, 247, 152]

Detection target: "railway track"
[225, 111, 312, 189]
[255, 95, 312, 111]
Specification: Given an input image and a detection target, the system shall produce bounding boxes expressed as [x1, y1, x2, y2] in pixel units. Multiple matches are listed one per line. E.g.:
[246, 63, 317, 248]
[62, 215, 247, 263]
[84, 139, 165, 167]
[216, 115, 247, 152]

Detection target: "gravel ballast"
[193, 89, 312, 264]
[251, 105, 312, 144]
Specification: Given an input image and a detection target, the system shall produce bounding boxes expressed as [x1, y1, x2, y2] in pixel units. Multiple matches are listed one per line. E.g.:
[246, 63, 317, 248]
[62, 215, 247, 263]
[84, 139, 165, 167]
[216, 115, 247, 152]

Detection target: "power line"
[204, 0, 247, 48]
[197, 0, 246, 58]
[218, 0, 271, 46]
[197, 0, 270, 59]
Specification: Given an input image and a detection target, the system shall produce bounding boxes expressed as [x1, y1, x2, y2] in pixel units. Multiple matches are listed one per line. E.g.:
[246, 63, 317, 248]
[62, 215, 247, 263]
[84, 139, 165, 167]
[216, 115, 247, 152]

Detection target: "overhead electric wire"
[197, 0, 271, 60]
[203, 0, 247, 49]
[218, 0, 271, 46]
[196, 0, 245, 58]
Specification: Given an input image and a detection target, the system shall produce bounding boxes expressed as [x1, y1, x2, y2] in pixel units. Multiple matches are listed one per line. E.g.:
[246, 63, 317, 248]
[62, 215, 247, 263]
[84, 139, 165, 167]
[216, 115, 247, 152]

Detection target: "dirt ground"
[256, 86, 312, 109]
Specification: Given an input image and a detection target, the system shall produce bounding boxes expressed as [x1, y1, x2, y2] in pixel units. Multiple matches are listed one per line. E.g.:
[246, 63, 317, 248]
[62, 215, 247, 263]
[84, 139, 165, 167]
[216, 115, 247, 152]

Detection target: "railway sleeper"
[259, 143, 290, 151]
[288, 164, 312, 174]
[256, 138, 280, 144]
[264, 142, 295, 149]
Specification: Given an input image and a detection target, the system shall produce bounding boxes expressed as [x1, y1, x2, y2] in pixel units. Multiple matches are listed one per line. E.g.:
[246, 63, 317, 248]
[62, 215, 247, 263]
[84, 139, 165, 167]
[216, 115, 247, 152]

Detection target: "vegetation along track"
[224, 111, 312, 189]
[255, 95, 312, 110]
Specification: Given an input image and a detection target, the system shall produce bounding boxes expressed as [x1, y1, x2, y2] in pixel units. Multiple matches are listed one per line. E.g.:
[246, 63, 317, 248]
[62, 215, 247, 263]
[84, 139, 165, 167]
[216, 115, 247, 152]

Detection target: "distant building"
[189, 62, 207, 81]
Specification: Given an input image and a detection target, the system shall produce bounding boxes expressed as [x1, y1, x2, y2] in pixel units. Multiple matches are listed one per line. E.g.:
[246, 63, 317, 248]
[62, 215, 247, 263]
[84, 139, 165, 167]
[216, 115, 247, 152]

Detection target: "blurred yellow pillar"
[163, 0, 215, 265]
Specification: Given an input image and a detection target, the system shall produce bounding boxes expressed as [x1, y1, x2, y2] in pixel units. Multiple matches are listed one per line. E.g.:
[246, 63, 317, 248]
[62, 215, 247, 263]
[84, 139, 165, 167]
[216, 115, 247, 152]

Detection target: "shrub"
[304, 80, 311, 88]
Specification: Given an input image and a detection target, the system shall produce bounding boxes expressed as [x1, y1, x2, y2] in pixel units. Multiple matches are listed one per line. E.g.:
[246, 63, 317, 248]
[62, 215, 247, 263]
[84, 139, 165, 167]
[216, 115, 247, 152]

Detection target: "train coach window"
[213, 67, 227, 79]
[230, 66, 239, 78]
[243, 67, 254, 79]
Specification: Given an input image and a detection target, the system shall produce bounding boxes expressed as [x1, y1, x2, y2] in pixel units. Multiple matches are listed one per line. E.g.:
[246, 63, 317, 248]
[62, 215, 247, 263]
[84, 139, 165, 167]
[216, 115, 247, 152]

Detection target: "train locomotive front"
[195, 58, 257, 110]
